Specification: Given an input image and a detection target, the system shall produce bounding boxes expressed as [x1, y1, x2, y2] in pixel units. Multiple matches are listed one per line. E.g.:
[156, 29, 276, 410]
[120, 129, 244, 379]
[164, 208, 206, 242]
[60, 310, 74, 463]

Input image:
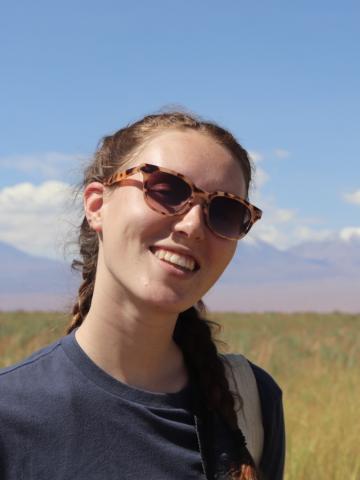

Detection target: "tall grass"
[0, 311, 68, 367]
[1, 311, 359, 479]
[211, 312, 360, 480]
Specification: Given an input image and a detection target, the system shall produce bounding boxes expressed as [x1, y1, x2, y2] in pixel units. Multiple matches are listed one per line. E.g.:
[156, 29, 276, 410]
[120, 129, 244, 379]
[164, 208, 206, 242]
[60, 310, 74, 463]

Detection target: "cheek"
[104, 191, 173, 246]
[131, 207, 174, 243]
[212, 239, 237, 272]
[197, 240, 236, 297]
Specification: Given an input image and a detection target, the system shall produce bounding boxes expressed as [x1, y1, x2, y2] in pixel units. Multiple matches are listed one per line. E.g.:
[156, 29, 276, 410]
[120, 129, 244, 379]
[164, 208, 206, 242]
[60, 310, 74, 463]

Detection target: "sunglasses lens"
[145, 171, 191, 214]
[209, 196, 252, 239]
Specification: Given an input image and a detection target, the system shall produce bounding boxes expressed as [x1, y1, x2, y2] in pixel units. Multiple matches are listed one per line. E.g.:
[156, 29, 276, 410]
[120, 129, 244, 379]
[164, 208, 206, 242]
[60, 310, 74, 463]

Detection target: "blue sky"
[0, 0, 359, 258]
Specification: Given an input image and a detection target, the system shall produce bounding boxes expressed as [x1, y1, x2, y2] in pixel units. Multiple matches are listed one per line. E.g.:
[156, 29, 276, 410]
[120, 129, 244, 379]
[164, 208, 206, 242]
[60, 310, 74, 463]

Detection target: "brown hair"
[67, 111, 258, 479]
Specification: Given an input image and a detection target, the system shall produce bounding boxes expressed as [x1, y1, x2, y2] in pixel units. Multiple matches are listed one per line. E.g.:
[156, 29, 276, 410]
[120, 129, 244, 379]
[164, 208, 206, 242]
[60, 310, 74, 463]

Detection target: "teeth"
[153, 249, 196, 271]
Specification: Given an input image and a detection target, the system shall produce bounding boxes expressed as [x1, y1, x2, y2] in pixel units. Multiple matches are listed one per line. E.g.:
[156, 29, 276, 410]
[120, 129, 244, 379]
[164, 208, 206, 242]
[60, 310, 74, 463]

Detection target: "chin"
[142, 292, 198, 314]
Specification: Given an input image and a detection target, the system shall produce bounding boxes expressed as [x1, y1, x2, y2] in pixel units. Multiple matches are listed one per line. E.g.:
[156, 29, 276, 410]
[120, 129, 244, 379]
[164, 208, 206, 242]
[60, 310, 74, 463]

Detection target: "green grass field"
[1, 311, 359, 479]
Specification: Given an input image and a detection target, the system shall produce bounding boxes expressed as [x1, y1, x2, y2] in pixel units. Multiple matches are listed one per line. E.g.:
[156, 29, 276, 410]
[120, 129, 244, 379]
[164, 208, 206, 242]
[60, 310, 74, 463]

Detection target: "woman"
[0, 112, 285, 479]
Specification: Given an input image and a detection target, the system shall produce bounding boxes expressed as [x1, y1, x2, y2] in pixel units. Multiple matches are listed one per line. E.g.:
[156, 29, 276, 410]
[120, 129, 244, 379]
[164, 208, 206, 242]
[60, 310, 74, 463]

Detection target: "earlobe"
[84, 182, 105, 233]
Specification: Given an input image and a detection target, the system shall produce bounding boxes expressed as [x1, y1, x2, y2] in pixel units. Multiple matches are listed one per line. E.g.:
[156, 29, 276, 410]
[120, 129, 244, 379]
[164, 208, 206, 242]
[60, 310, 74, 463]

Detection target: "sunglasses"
[103, 163, 262, 240]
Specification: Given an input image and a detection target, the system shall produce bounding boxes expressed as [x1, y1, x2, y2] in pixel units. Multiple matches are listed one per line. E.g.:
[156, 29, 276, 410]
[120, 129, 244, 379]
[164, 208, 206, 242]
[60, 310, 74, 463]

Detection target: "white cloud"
[244, 158, 337, 250]
[247, 151, 268, 191]
[248, 151, 263, 163]
[340, 227, 360, 241]
[273, 148, 290, 159]
[0, 152, 87, 181]
[1, 182, 70, 211]
[343, 190, 360, 205]
[243, 150, 333, 249]
[292, 226, 334, 243]
[247, 215, 336, 250]
[243, 151, 359, 249]
[272, 208, 295, 223]
[246, 223, 287, 248]
[0, 181, 81, 258]
[252, 166, 269, 191]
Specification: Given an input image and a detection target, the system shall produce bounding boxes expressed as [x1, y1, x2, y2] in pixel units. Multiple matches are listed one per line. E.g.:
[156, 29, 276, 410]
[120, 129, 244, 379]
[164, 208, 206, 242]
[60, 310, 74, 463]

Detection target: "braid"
[66, 218, 98, 334]
[174, 307, 259, 479]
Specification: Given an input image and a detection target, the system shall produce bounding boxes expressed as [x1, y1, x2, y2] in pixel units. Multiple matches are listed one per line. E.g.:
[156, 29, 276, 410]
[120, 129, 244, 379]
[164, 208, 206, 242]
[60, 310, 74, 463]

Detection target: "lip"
[149, 245, 201, 270]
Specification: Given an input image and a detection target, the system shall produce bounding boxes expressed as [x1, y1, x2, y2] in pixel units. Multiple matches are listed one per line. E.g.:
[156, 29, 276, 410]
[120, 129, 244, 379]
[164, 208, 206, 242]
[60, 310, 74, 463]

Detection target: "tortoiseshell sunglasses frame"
[103, 163, 263, 240]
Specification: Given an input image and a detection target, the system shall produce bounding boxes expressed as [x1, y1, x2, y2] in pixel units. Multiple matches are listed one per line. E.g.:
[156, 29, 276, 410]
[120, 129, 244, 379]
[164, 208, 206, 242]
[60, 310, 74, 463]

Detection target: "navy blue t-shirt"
[0, 330, 285, 479]
[0, 330, 206, 479]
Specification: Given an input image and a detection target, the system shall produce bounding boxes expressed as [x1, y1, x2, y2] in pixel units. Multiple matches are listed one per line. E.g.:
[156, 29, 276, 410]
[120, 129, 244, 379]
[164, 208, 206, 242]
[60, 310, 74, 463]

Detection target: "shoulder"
[0, 338, 61, 378]
[0, 338, 64, 403]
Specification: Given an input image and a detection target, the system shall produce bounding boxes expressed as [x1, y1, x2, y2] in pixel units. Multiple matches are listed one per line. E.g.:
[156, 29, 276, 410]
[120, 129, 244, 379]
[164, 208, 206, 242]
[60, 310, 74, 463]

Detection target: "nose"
[172, 202, 206, 241]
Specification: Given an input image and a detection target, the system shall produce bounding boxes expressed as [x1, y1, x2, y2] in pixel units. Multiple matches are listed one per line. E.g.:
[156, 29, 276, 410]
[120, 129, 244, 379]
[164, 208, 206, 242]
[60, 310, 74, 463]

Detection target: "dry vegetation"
[211, 312, 360, 480]
[1, 311, 359, 479]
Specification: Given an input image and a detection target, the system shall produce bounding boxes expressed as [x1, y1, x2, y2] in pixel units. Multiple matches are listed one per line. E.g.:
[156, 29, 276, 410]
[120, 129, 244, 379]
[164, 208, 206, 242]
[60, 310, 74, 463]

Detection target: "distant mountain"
[218, 237, 360, 283]
[205, 238, 359, 312]
[0, 241, 79, 310]
[288, 238, 360, 276]
[0, 239, 359, 312]
[218, 240, 342, 285]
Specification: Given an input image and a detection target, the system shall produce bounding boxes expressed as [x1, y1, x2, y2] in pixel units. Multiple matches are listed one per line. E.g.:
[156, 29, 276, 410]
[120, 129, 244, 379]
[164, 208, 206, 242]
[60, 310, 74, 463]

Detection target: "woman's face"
[87, 129, 247, 313]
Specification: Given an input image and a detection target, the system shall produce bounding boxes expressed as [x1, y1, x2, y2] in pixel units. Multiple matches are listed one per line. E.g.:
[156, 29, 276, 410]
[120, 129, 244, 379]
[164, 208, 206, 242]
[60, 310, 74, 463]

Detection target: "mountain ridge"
[0, 239, 359, 312]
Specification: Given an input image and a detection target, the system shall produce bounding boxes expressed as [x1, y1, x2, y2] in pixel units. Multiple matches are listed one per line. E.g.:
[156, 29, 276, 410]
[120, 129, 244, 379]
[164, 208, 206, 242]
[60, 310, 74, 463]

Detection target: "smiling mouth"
[149, 247, 200, 272]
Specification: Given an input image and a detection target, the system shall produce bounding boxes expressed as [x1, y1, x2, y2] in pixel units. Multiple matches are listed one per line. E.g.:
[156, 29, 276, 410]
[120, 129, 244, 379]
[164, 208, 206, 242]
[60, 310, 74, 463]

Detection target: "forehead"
[132, 129, 247, 197]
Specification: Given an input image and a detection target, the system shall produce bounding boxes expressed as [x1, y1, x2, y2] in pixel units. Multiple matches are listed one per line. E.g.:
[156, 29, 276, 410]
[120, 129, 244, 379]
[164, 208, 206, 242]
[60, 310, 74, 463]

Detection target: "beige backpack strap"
[222, 354, 264, 468]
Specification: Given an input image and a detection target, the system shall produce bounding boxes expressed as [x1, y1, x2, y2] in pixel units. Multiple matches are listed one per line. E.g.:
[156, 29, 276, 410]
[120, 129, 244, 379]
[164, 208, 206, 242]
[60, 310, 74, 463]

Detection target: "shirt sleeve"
[248, 361, 286, 480]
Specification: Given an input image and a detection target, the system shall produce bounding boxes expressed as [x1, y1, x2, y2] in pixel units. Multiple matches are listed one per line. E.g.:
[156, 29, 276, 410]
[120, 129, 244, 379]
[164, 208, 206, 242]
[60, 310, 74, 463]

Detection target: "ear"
[84, 182, 105, 233]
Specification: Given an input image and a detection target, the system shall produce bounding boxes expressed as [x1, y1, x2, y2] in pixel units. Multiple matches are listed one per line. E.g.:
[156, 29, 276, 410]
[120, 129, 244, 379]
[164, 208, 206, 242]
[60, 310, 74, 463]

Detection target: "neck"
[74, 285, 188, 394]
